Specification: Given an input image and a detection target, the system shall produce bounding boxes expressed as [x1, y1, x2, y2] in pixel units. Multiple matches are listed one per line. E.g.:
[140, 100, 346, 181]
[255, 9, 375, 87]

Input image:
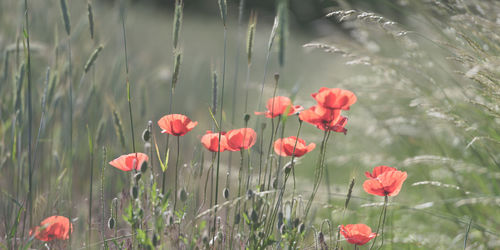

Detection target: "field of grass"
[1, 0, 500, 249]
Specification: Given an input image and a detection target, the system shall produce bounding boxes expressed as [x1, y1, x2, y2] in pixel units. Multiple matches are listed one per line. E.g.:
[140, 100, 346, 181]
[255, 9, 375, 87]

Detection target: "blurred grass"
[1, 0, 500, 249]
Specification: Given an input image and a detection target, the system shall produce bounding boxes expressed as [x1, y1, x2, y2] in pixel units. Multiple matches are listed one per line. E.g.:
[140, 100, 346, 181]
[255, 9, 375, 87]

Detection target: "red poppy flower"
[109, 153, 148, 171]
[363, 168, 407, 196]
[311, 87, 357, 110]
[274, 136, 315, 157]
[157, 114, 198, 136]
[365, 165, 397, 179]
[255, 96, 303, 118]
[30, 216, 73, 241]
[299, 105, 342, 131]
[201, 130, 228, 152]
[225, 128, 257, 151]
[340, 224, 376, 246]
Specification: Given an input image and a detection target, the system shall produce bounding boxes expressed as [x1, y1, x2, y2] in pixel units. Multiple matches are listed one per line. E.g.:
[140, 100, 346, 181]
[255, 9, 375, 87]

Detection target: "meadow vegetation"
[1, 0, 500, 249]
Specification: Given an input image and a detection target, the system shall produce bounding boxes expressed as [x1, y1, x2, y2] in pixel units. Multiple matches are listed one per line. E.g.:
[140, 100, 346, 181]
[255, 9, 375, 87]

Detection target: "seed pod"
[131, 186, 138, 199]
[107, 217, 115, 229]
[142, 128, 150, 142]
[244, 113, 251, 123]
[179, 188, 188, 202]
[140, 161, 148, 173]
[223, 188, 229, 199]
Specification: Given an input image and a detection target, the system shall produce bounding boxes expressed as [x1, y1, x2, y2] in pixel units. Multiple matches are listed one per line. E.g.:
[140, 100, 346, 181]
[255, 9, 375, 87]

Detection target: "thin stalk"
[173, 136, 181, 211]
[304, 130, 330, 220]
[100, 147, 107, 245]
[198, 153, 216, 215]
[120, 3, 136, 155]
[87, 125, 94, 249]
[24, 0, 33, 231]
[213, 26, 228, 239]
[370, 195, 388, 250]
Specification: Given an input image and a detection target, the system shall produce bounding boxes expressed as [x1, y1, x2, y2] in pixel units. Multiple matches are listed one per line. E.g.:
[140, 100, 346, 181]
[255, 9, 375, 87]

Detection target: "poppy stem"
[304, 130, 330, 220]
[369, 195, 388, 250]
[173, 136, 180, 212]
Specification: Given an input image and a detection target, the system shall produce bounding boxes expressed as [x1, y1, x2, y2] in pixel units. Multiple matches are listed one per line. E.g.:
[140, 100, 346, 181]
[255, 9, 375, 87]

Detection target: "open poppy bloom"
[299, 105, 342, 131]
[30, 216, 73, 241]
[255, 96, 303, 118]
[157, 114, 198, 136]
[201, 130, 228, 152]
[274, 136, 315, 157]
[311, 87, 357, 110]
[109, 152, 148, 171]
[365, 165, 397, 179]
[340, 224, 376, 245]
[225, 128, 257, 151]
[363, 167, 407, 196]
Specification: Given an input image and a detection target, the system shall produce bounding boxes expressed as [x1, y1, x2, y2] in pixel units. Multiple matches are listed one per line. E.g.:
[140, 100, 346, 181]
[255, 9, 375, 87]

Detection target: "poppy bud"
[142, 129, 150, 142]
[131, 186, 138, 199]
[202, 234, 209, 245]
[279, 223, 286, 235]
[298, 223, 305, 234]
[140, 161, 148, 173]
[234, 212, 240, 225]
[152, 233, 159, 246]
[244, 114, 251, 123]
[107, 217, 115, 229]
[246, 189, 254, 200]
[274, 73, 280, 82]
[167, 214, 174, 225]
[284, 164, 292, 175]
[250, 210, 258, 224]
[134, 172, 142, 183]
[293, 218, 300, 228]
[179, 188, 188, 202]
[272, 177, 278, 189]
[223, 188, 229, 199]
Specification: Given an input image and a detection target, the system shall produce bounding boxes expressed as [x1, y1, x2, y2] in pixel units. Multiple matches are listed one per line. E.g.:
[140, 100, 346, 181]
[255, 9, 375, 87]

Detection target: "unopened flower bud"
[142, 129, 150, 142]
[131, 186, 138, 199]
[246, 189, 254, 200]
[134, 172, 142, 183]
[298, 223, 305, 234]
[140, 161, 148, 173]
[107, 217, 115, 229]
[152, 233, 159, 246]
[179, 188, 188, 202]
[223, 188, 229, 199]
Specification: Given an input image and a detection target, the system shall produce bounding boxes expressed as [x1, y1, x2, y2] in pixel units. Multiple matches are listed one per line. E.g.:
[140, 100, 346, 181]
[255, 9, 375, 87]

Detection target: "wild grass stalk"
[244, 12, 256, 113]
[263, 74, 281, 191]
[86, 125, 94, 248]
[87, 0, 94, 40]
[214, 0, 228, 241]
[119, 0, 136, 155]
[23, 0, 33, 234]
